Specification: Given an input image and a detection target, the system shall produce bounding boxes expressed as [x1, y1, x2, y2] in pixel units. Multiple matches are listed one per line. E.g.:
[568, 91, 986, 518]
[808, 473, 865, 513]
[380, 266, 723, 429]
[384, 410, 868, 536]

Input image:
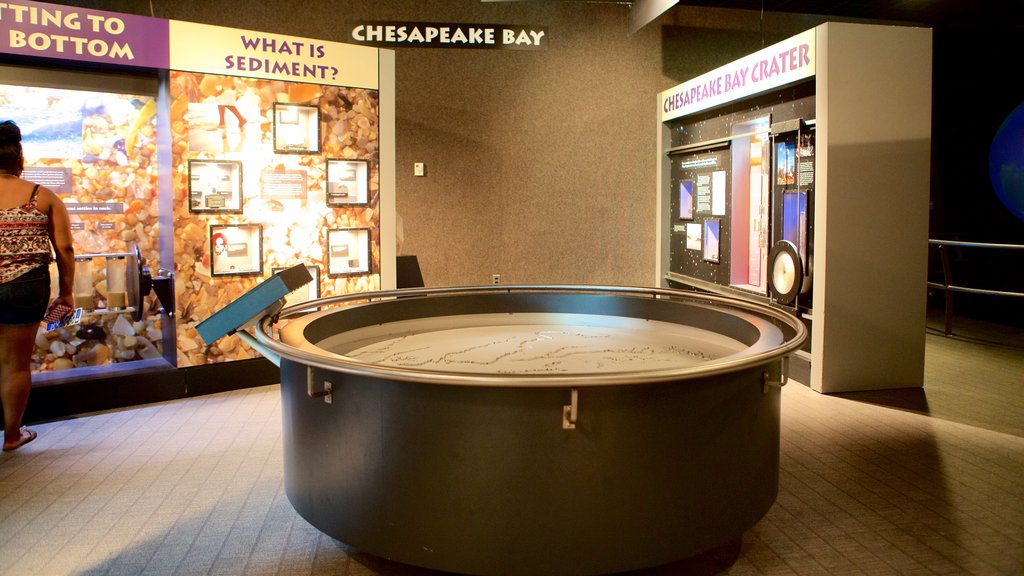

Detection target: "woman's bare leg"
[0, 323, 39, 450]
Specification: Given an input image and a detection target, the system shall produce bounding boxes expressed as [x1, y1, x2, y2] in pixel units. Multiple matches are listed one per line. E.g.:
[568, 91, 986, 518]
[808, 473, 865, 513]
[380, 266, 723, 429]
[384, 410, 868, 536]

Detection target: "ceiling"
[487, 0, 1022, 30]
[669, 0, 1020, 30]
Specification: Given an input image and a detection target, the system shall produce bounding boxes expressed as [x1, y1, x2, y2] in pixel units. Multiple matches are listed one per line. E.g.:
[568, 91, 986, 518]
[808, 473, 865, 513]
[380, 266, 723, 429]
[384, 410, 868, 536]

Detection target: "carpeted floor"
[1, 319, 1021, 575]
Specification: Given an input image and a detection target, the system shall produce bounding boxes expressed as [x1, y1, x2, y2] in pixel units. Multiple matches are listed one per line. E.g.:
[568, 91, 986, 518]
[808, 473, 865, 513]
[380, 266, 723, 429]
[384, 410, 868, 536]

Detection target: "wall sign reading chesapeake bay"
[350, 21, 547, 50]
[0, 0, 168, 67]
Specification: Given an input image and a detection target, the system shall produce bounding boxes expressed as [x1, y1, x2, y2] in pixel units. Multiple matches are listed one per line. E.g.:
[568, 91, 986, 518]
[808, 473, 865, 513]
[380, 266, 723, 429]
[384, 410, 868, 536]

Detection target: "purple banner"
[0, 0, 168, 68]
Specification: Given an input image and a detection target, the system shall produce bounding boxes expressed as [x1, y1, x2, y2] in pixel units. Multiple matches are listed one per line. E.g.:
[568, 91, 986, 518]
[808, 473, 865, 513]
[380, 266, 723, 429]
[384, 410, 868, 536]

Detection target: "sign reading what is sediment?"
[170, 19, 379, 89]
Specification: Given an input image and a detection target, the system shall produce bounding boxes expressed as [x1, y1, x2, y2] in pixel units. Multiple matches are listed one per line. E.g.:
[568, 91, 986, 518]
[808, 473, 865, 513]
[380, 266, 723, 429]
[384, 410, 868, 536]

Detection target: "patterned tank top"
[0, 184, 53, 284]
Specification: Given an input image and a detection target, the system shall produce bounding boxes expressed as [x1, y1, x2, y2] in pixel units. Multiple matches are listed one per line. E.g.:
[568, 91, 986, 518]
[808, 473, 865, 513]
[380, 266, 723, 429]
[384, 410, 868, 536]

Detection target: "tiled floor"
[1, 322, 1021, 575]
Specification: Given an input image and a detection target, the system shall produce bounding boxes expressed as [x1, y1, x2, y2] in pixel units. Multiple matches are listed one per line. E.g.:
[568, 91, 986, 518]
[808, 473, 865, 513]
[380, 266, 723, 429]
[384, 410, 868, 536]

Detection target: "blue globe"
[989, 102, 1024, 224]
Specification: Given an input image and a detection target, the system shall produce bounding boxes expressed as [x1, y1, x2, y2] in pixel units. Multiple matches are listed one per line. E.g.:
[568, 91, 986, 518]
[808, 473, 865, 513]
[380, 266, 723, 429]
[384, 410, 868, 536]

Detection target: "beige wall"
[59, 0, 823, 287]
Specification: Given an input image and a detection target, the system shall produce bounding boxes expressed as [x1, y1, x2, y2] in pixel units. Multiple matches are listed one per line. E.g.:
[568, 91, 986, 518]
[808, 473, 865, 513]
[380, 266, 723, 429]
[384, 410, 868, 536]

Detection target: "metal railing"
[928, 239, 1024, 336]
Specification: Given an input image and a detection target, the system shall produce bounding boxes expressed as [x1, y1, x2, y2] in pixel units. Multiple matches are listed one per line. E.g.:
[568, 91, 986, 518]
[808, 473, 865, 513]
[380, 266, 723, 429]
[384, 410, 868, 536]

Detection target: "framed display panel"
[273, 265, 320, 307]
[703, 218, 721, 263]
[678, 179, 694, 220]
[327, 228, 371, 276]
[672, 149, 730, 216]
[775, 140, 797, 186]
[273, 102, 321, 154]
[326, 158, 370, 206]
[188, 159, 243, 213]
[685, 222, 702, 251]
[210, 223, 263, 277]
[781, 190, 809, 267]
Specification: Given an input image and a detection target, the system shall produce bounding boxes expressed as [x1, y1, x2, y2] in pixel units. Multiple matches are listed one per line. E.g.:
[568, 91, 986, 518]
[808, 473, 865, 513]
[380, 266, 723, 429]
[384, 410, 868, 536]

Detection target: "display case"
[3, 1, 396, 398]
[0, 64, 177, 383]
[169, 71, 385, 366]
[188, 159, 243, 213]
[327, 228, 372, 276]
[326, 159, 370, 206]
[768, 119, 814, 307]
[657, 23, 932, 393]
[272, 103, 321, 154]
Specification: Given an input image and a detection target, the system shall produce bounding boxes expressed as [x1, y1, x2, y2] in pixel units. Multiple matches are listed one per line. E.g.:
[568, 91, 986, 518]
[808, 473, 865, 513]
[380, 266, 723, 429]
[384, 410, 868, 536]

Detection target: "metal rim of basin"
[254, 284, 807, 388]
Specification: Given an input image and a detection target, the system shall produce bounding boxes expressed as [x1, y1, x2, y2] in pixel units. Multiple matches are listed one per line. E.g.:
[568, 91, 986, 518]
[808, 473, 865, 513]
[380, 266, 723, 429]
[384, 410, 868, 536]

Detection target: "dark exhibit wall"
[383, 3, 671, 287]
[40, 1, 1018, 327]
[932, 28, 1024, 243]
[63, 0, 664, 287]
[931, 27, 1024, 325]
[55, 0, 820, 289]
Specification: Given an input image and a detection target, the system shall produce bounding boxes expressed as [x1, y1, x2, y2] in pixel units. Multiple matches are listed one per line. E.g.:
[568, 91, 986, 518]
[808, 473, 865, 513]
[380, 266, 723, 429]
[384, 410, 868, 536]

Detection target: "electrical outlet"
[492, 274, 501, 284]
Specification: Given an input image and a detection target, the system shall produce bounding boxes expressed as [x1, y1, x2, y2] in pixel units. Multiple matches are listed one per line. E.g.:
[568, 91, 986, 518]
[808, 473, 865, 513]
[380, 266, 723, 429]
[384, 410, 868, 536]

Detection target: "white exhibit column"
[811, 23, 932, 392]
[379, 48, 397, 290]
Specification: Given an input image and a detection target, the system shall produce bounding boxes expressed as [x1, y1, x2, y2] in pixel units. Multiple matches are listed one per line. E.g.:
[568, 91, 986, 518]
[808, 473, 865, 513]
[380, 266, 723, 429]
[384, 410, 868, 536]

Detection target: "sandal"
[3, 428, 37, 452]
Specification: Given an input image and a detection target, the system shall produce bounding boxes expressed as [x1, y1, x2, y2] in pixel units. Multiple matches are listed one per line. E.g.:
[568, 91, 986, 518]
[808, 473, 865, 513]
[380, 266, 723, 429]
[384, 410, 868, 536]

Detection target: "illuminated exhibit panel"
[666, 92, 814, 305]
[659, 23, 932, 393]
[169, 72, 384, 367]
[769, 119, 814, 302]
[731, 117, 771, 293]
[0, 75, 173, 377]
[319, 313, 745, 374]
[659, 29, 818, 314]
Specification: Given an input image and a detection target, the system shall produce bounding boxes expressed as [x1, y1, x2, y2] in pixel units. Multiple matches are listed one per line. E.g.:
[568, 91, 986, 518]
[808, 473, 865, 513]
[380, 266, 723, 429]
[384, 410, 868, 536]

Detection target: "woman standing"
[0, 120, 75, 451]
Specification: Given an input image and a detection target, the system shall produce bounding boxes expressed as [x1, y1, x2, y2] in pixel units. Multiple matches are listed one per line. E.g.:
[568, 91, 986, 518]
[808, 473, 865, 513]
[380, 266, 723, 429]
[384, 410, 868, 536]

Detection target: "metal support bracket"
[762, 357, 789, 392]
[562, 388, 578, 430]
[306, 366, 333, 404]
[233, 329, 281, 367]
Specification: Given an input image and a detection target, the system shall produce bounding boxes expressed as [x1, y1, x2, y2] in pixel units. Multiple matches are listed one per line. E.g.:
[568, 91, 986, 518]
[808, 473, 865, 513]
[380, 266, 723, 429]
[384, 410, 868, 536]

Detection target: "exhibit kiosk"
[1, 0, 395, 414]
[197, 276, 807, 575]
[657, 22, 932, 393]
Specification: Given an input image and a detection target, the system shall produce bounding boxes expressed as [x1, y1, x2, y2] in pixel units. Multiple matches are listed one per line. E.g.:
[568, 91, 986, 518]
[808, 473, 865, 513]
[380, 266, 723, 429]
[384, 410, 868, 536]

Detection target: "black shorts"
[0, 265, 50, 326]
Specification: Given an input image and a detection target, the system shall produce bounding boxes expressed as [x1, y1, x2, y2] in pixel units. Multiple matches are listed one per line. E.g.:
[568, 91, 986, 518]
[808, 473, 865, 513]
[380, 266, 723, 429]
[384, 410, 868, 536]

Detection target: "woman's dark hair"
[0, 120, 24, 173]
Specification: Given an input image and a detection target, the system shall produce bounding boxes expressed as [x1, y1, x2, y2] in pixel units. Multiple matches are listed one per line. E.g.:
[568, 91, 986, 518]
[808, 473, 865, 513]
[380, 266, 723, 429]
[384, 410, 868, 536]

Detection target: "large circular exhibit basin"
[256, 285, 807, 575]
